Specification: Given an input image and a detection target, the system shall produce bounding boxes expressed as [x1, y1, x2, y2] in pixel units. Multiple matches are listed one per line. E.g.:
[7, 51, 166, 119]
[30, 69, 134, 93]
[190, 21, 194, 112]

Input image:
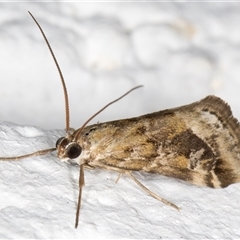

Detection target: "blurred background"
[1, 2, 240, 130]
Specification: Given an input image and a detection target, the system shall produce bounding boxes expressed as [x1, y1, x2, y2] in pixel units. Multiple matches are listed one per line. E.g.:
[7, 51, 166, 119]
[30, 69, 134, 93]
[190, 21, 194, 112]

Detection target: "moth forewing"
[69, 95, 240, 189]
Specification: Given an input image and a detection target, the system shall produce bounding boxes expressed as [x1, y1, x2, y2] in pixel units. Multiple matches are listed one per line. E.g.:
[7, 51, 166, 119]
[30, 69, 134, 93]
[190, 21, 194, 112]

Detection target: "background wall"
[0, 2, 240, 238]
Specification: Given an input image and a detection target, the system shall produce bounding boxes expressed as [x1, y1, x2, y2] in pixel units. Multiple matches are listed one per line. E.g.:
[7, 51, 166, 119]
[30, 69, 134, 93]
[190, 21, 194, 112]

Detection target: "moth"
[1, 12, 240, 228]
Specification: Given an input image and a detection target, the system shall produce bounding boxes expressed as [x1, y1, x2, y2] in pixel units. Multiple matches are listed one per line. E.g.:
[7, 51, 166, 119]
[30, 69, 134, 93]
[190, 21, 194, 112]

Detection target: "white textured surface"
[0, 2, 240, 239]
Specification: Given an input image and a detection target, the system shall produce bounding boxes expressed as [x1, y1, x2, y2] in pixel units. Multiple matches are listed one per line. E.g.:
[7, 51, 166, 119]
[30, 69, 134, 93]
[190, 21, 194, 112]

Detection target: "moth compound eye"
[56, 137, 65, 148]
[66, 143, 82, 159]
[56, 137, 70, 149]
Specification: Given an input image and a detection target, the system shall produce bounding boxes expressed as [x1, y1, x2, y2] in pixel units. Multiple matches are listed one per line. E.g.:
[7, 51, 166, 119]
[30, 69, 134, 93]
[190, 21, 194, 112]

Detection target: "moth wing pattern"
[178, 95, 240, 188]
[73, 95, 240, 189]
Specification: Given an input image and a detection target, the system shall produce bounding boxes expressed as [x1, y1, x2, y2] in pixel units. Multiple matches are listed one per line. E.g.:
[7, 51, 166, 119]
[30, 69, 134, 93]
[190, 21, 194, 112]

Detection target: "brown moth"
[1, 12, 240, 228]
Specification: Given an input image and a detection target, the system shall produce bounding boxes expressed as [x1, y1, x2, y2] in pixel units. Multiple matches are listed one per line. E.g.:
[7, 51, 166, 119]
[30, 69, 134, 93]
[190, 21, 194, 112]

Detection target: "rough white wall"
[0, 2, 240, 238]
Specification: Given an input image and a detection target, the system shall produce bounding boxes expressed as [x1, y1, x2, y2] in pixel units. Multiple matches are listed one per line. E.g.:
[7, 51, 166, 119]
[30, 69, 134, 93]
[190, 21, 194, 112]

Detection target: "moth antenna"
[73, 85, 143, 141]
[28, 11, 70, 132]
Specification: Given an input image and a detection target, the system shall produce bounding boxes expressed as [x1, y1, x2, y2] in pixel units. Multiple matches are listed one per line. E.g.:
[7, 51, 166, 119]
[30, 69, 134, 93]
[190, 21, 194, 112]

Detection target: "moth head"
[56, 137, 82, 160]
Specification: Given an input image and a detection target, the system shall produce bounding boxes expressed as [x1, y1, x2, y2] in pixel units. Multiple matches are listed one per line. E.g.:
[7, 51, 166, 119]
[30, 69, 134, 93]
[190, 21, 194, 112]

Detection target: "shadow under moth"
[1, 12, 240, 228]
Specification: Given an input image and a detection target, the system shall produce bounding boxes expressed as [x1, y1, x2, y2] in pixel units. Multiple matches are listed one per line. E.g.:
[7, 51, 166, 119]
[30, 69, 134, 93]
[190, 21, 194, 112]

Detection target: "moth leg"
[75, 163, 97, 227]
[127, 171, 180, 211]
[0, 148, 56, 161]
[115, 173, 122, 184]
[75, 164, 85, 228]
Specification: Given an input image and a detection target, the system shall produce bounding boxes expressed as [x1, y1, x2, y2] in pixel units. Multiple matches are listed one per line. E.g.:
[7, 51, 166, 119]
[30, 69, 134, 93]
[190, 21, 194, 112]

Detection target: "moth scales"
[1, 12, 240, 228]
